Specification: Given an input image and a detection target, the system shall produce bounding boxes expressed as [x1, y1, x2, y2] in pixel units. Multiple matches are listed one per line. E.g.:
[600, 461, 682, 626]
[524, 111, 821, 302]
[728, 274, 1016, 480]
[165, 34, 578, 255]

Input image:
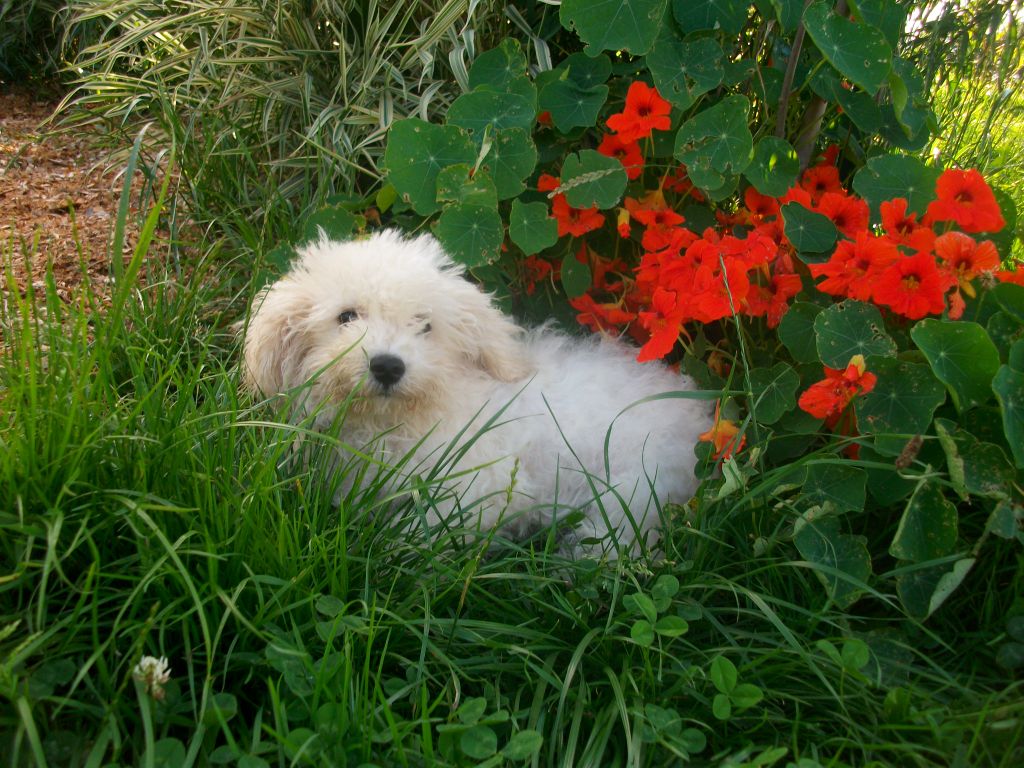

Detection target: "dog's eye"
[422, 322, 432, 334]
[337, 310, 358, 325]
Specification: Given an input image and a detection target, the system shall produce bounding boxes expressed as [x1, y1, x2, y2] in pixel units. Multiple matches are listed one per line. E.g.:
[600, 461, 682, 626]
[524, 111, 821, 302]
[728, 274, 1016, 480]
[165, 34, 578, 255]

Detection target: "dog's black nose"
[369, 354, 406, 388]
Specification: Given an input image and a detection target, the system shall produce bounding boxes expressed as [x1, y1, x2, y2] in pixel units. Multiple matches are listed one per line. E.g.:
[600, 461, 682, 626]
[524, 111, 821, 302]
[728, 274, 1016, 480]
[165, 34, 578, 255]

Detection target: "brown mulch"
[0, 85, 153, 304]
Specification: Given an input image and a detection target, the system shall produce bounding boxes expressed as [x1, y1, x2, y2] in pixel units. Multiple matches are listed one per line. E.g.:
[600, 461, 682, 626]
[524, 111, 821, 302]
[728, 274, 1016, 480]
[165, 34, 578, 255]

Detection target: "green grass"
[1, 181, 1022, 767]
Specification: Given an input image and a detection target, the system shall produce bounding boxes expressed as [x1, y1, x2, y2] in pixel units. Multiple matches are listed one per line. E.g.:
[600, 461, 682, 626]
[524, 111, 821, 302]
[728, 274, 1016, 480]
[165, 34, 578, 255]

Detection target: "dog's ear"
[241, 281, 312, 396]
[445, 277, 533, 382]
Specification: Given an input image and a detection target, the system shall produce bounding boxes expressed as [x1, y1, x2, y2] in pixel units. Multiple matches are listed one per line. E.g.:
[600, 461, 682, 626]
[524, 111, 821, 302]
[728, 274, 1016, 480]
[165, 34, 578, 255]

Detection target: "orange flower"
[606, 82, 672, 142]
[815, 192, 870, 239]
[926, 168, 1005, 233]
[616, 207, 631, 238]
[934, 231, 1000, 319]
[800, 164, 843, 202]
[997, 266, 1024, 286]
[809, 231, 899, 301]
[522, 255, 553, 295]
[743, 187, 780, 220]
[570, 293, 636, 333]
[597, 133, 644, 180]
[537, 173, 560, 193]
[637, 287, 687, 362]
[550, 194, 605, 237]
[699, 405, 746, 460]
[744, 271, 802, 328]
[798, 355, 878, 427]
[624, 191, 686, 251]
[871, 251, 947, 320]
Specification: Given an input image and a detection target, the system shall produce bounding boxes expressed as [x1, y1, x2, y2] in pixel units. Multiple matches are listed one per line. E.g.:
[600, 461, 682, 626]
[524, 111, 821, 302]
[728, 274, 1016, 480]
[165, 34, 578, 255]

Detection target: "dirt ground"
[0, 86, 151, 304]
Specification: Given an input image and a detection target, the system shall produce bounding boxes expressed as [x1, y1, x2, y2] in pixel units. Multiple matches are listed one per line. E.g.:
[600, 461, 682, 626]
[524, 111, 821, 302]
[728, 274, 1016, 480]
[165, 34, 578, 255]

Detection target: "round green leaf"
[631, 619, 655, 647]
[895, 564, 947, 620]
[559, 52, 613, 89]
[434, 203, 503, 267]
[910, 319, 1000, 411]
[782, 202, 838, 256]
[538, 78, 609, 132]
[435, 165, 497, 206]
[153, 738, 187, 767]
[510, 200, 557, 255]
[457, 697, 488, 724]
[625, 592, 658, 623]
[647, 34, 724, 110]
[654, 615, 690, 637]
[748, 362, 800, 424]
[993, 365, 1024, 468]
[481, 128, 537, 200]
[793, 513, 872, 609]
[803, 0, 892, 95]
[837, 87, 883, 133]
[447, 90, 536, 137]
[673, 0, 749, 35]
[560, 149, 627, 209]
[802, 463, 867, 513]
[673, 95, 753, 189]
[461, 725, 498, 759]
[302, 205, 357, 244]
[384, 119, 476, 216]
[503, 730, 544, 760]
[730, 683, 764, 710]
[814, 300, 897, 368]
[746, 136, 800, 197]
[560, 0, 668, 56]
[771, 0, 804, 31]
[852, 154, 941, 218]
[651, 573, 680, 603]
[469, 39, 529, 92]
[561, 252, 592, 299]
[712, 693, 732, 720]
[993, 282, 1024, 325]
[890, 482, 958, 562]
[856, 357, 946, 446]
[709, 656, 737, 694]
[778, 302, 823, 363]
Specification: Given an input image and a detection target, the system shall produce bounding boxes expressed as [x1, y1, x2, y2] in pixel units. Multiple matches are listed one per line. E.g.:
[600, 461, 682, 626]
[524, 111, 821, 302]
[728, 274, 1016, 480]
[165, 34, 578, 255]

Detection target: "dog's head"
[242, 230, 532, 412]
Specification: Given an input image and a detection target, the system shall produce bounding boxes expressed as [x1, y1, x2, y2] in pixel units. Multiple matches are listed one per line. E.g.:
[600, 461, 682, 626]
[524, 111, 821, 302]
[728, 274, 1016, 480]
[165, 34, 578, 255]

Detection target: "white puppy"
[243, 230, 712, 556]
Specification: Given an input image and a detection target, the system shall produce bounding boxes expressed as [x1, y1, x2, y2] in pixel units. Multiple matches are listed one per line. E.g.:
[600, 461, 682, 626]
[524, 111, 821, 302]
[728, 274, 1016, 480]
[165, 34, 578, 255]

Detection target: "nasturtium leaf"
[896, 564, 948, 620]
[561, 251, 592, 299]
[911, 319, 1000, 412]
[836, 87, 883, 133]
[746, 136, 800, 197]
[770, 0, 804, 31]
[992, 365, 1024, 468]
[986, 500, 1022, 540]
[782, 202, 838, 256]
[989, 189, 1018, 260]
[993, 282, 1024, 325]
[778, 302, 823, 363]
[673, 0, 749, 35]
[673, 95, 753, 189]
[384, 119, 476, 215]
[509, 200, 557, 255]
[538, 77, 609, 132]
[852, 154, 941, 217]
[647, 35, 724, 110]
[559, 52, 613, 89]
[560, 0, 668, 56]
[461, 725, 498, 759]
[803, 0, 892, 95]
[814, 300, 897, 368]
[793, 512, 872, 608]
[1010, 339, 1024, 372]
[748, 362, 800, 424]
[927, 558, 975, 617]
[435, 164, 497, 206]
[480, 128, 537, 200]
[503, 731, 544, 760]
[447, 89, 536, 137]
[856, 358, 946, 449]
[890, 482, 958, 562]
[560, 149, 627, 209]
[468, 39, 529, 92]
[802, 463, 867, 513]
[853, 0, 908, 48]
[987, 311, 1024, 362]
[434, 203, 503, 267]
[302, 204, 357, 244]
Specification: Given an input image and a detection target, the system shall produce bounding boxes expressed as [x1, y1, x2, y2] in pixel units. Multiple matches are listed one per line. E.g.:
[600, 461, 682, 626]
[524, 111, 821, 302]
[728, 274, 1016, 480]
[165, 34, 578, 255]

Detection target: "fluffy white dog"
[243, 230, 712, 556]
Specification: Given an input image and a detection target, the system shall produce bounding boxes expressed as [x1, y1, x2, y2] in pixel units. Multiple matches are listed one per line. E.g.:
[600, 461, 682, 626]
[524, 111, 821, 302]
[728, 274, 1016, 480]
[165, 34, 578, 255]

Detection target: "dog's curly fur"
[243, 230, 712, 555]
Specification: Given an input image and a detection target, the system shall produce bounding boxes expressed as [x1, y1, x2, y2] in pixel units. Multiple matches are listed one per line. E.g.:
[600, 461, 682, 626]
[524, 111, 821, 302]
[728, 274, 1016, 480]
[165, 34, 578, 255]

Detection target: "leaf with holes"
[674, 95, 753, 190]
[746, 136, 800, 197]
[911, 319, 1000, 412]
[560, 150, 627, 209]
[803, 0, 892, 94]
[748, 362, 800, 424]
[793, 512, 872, 608]
[560, 0, 668, 56]
[384, 119, 476, 216]
[447, 89, 536, 138]
[434, 203, 503, 267]
[852, 154, 940, 217]
[856, 358, 946, 450]
[510, 200, 557, 255]
[890, 482, 958, 562]
[814, 300, 896, 368]
[480, 128, 537, 200]
[647, 34, 724, 110]
[802, 463, 867, 513]
[435, 165, 497, 206]
[673, 0, 749, 35]
[782, 202, 838, 257]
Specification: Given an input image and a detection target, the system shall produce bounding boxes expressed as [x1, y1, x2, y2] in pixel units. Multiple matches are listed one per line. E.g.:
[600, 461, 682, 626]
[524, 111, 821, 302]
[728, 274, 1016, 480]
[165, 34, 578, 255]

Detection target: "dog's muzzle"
[369, 353, 406, 391]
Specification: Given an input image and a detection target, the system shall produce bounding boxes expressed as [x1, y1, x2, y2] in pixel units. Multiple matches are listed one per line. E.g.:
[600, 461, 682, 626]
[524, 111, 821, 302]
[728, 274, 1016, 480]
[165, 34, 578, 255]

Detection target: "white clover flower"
[133, 655, 171, 700]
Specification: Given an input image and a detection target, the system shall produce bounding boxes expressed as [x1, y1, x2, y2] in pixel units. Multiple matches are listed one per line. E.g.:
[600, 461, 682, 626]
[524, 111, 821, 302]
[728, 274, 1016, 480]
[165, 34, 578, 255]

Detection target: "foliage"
[0, 0, 66, 80]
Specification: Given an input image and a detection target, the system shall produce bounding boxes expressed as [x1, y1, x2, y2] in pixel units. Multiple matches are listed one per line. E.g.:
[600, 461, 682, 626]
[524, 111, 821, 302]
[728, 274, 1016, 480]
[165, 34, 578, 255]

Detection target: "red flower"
[570, 293, 636, 333]
[624, 191, 686, 251]
[800, 164, 843, 202]
[744, 271, 802, 328]
[637, 287, 687, 362]
[798, 355, 878, 427]
[606, 82, 672, 142]
[550, 194, 605, 237]
[815, 192, 870, 239]
[872, 252, 947, 319]
[663, 165, 705, 201]
[934, 231, 1000, 319]
[926, 168, 1005, 233]
[616, 207, 631, 238]
[699, 405, 746, 460]
[997, 266, 1024, 286]
[743, 187, 780, 220]
[809, 231, 899, 301]
[598, 133, 644, 180]
[537, 173, 560, 193]
[522, 255, 553, 295]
